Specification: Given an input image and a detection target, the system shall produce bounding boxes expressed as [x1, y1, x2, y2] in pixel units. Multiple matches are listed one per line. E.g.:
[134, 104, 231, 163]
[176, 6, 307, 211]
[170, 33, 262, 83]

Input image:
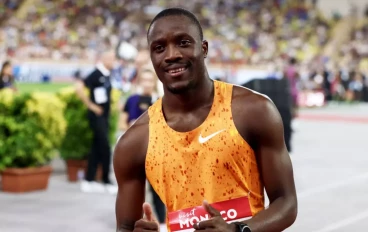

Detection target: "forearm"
[117, 223, 134, 232]
[115, 186, 146, 232]
[76, 89, 91, 107]
[75, 83, 91, 107]
[116, 212, 139, 232]
[242, 196, 297, 232]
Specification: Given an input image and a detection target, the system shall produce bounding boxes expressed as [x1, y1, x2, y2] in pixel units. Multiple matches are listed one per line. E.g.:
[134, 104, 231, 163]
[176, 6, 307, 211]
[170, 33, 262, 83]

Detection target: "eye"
[154, 45, 164, 52]
[179, 40, 191, 46]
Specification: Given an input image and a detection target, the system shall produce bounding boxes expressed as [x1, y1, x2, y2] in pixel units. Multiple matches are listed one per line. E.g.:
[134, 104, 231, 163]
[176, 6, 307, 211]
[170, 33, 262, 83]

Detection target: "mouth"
[165, 65, 189, 77]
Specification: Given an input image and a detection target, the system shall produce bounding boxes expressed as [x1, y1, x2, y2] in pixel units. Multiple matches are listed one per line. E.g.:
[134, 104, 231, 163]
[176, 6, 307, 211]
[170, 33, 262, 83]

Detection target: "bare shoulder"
[232, 84, 279, 119]
[231, 85, 283, 146]
[115, 111, 149, 150]
[232, 84, 273, 110]
[113, 111, 149, 178]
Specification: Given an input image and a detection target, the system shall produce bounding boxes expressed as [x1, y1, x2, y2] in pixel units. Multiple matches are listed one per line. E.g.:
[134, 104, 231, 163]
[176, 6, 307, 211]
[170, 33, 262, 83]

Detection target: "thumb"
[203, 200, 221, 217]
[143, 202, 157, 222]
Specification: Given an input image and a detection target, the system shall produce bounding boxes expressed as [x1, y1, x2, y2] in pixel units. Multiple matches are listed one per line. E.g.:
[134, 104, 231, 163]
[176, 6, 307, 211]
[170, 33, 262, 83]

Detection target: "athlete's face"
[148, 15, 208, 94]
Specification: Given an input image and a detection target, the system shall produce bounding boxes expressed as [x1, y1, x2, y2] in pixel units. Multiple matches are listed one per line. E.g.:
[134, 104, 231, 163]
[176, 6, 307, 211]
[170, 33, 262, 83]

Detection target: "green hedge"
[0, 89, 66, 171]
[56, 88, 92, 160]
[0, 87, 121, 171]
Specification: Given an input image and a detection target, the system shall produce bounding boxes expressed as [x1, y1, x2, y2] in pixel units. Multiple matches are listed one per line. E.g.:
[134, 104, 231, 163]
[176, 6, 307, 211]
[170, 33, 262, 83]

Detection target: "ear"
[202, 40, 208, 58]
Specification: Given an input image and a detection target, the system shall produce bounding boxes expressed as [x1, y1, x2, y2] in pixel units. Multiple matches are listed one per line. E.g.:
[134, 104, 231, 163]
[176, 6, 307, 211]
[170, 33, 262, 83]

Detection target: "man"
[76, 50, 118, 194]
[114, 8, 297, 232]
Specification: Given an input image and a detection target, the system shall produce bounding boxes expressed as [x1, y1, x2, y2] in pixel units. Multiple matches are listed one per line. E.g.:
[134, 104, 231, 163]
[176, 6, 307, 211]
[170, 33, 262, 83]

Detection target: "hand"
[134, 202, 159, 232]
[89, 103, 103, 116]
[193, 201, 236, 232]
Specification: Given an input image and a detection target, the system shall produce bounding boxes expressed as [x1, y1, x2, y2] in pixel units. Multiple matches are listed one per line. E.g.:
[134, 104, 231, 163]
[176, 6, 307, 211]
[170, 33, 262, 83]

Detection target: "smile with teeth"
[168, 67, 187, 73]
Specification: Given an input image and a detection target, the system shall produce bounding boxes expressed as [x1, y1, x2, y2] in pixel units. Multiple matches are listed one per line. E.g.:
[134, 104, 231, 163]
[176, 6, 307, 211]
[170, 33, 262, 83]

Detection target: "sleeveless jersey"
[146, 80, 264, 231]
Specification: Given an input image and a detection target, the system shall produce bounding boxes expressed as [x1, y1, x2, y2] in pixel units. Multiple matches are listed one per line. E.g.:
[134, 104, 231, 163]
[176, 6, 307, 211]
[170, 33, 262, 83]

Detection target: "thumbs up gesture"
[193, 201, 236, 232]
[134, 202, 159, 232]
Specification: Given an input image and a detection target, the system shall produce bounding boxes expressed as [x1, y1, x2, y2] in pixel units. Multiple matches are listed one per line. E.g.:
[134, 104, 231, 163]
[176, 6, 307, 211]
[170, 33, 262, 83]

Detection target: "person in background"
[127, 50, 151, 93]
[122, 69, 159, 127]
[75, 50, 118, 194]
[120, 68, 166, 227]
[284, 57, 300, 118]
[348, 71, 365, 102]
[0, 61, 17, 91]
[310, 66, 331, 102]
[331, 71, 346, 102]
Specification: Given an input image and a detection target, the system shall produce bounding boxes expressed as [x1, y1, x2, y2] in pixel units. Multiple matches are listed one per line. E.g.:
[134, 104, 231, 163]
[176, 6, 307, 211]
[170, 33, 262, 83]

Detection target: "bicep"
[113, 124, 148, 231]
[253, 100, 296, 202]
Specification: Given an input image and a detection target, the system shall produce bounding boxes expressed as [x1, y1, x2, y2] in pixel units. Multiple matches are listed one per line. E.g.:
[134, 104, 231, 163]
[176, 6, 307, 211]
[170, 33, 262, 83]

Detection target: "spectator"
[348, 71, 365, 102]
[331, 71, 346, 102]
[75, 50, 118, 194]
[122, 69, 159, 127]
[284, 57, 300, 116]
[0, 60, 16, 91]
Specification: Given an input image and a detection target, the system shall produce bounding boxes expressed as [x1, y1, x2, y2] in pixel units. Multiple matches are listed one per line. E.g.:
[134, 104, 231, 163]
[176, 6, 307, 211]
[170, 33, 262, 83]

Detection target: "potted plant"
[57, 87, 92, 182]
[57, 87, 120, 182]
[0, 89, 66, 193]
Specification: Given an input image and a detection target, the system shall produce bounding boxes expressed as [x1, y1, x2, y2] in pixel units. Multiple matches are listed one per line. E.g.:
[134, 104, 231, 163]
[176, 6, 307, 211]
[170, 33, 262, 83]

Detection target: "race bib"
[168, 196, 252, 232]
[93, 87, 108, 104]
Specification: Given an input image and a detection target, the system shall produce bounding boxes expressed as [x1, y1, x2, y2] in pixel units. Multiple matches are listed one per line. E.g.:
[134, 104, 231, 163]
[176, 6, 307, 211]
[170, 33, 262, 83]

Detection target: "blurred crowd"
[0, 0, 368, 102]
[0, 0, 333, 64]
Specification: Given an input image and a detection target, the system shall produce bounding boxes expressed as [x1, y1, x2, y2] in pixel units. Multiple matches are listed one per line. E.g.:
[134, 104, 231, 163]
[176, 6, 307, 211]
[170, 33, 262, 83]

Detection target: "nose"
[164, 44, 183, 63]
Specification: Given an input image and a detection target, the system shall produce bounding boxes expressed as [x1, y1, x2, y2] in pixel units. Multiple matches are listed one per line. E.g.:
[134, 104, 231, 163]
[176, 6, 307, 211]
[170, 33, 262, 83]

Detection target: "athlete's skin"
[114, 14, 297, 232]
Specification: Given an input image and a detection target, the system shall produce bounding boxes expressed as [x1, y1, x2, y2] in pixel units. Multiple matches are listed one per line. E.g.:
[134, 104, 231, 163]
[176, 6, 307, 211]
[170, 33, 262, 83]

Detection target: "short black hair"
[147, 7, 203, 41]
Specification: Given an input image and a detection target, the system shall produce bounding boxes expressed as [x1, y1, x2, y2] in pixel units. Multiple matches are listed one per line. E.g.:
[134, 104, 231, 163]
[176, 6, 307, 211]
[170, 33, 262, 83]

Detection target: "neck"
[141, 91, 152, 96]
[162, 73, 214, 113]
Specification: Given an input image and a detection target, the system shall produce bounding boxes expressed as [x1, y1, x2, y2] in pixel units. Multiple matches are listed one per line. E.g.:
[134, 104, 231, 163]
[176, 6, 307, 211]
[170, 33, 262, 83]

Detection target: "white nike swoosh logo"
[198, 129, 226, 144]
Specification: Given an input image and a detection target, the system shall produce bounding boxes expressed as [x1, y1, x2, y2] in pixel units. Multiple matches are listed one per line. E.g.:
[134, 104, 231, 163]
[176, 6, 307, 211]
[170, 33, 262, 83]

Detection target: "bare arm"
[114, 113, 149, 232]
[233, 87, 297, 232]
[75, 79, 103, 115]
[75, 80, 91, 107]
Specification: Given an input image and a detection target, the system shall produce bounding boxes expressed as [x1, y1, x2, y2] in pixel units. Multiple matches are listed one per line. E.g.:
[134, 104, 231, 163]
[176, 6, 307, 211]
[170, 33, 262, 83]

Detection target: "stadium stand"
[0, 0, 367, 102]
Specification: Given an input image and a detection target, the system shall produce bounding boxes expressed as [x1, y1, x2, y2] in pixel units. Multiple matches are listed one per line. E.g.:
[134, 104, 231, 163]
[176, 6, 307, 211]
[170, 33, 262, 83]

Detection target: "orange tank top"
[146, 81, 264, 230]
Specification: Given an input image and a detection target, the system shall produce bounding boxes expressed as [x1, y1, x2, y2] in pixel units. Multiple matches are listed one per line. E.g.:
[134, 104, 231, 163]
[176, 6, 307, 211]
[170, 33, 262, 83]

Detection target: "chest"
[150, 115, 250, 174]
[92, 75, 111, 89]
[146, 115, 256, 210]
[91, 75, 111, 98]
[165, 105, 212, 133]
